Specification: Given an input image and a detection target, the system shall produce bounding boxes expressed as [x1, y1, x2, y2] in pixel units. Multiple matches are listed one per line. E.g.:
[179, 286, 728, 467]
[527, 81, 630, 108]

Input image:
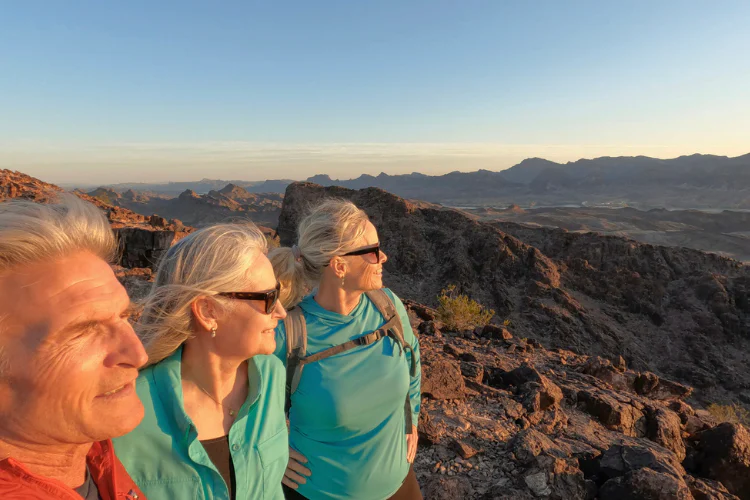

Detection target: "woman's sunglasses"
[218, 282, 281, 314]
[341, 244, 381, 263]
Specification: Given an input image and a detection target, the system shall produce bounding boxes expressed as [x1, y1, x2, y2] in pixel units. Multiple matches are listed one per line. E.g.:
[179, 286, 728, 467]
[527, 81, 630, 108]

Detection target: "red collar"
[0, 440, 144, 500]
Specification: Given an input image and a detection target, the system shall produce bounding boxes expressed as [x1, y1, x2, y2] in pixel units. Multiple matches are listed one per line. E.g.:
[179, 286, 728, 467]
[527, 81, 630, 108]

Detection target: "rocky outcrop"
[2, 170, 194, 269]
[687, 423, 750, 498]
[407, 303, 747, 499]
[1, 169, 61, 202]
[277, 182, 750, 410]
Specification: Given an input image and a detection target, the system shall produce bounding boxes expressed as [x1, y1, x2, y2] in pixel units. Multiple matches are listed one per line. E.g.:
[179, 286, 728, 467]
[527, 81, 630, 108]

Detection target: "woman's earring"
[211, 326, 217, 338]
[341, 274, 346, 287]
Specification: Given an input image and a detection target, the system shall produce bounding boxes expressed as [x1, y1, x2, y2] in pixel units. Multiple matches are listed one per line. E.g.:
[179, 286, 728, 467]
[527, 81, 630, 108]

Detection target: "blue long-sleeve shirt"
[273, 288, 421, 500]
[113, 347, 288, 500]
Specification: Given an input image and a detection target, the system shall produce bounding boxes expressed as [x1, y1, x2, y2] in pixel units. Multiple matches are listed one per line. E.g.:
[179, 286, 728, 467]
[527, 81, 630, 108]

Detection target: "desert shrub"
[437, 285, 494, 332]
[266, 235, 280, 249]
[706, 403, 750, 426]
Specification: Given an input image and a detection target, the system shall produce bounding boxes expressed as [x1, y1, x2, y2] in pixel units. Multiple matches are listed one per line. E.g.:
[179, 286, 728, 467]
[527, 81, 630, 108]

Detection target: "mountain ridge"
[86, 152, 750, 210]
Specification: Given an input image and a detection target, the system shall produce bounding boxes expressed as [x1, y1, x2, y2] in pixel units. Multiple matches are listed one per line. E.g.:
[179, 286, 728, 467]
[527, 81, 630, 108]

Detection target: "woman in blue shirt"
[270, 199, 422, 500]
[114, 223, 289, 499]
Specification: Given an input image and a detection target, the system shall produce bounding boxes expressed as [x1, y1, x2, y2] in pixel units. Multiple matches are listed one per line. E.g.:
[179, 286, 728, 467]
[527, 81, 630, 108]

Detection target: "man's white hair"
[0, 194, 115, 273]
[0, 194, 116, 375]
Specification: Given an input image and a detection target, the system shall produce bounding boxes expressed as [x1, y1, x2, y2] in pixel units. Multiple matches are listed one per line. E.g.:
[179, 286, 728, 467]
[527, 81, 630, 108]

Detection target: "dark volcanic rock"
[689, 423, 750, 498]
[646, 407, 686, 461]
[422, 359, 466, 400]
[598, 444, 685, 480]
[599, 468, 693, 500]
[685, 476, 741, 500]
[460, 361, 484, 383]
[576, 390, 647, 437]
[423, 476, 473, 499]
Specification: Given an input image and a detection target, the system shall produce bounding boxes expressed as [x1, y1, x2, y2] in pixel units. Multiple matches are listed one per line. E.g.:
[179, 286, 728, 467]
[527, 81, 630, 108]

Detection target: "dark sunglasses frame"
[342, 244, 380, 262]
[218, 282, 280, 314]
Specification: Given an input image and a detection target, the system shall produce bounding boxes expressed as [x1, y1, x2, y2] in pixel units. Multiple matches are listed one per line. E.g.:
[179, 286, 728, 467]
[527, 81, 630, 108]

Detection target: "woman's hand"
[406, 425, 418, 463]
[282, 448, 311, 490]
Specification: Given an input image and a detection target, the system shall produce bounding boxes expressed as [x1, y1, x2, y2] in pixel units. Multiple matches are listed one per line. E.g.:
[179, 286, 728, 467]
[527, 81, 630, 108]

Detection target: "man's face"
[0, 251, 148, 447]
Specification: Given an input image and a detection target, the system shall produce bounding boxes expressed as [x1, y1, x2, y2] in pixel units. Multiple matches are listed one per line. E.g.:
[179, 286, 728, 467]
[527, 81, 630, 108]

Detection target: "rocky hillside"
[278, 182, 750, 411]
[86, 184, 283, 227]
[407, 301, 749, 499]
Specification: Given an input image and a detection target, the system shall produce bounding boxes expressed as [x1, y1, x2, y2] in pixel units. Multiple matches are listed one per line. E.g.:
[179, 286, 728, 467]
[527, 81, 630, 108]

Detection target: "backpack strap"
[366, 289, 417, 434]
[366, 289, 416, 378]
[284, 307, 307, 413]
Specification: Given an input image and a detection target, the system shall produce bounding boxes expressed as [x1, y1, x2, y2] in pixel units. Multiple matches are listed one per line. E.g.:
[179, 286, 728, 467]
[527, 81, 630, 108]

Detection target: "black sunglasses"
[218, 282, 281, 314]
[342, 244, 380, 262]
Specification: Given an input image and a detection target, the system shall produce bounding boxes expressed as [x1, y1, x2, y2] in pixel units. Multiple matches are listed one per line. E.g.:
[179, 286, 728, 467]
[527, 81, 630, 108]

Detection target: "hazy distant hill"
[307, 153, 750, 209]
[86, 184, 283, 227]
[79, 153, 750, 209]
[98, 178, 295, 196]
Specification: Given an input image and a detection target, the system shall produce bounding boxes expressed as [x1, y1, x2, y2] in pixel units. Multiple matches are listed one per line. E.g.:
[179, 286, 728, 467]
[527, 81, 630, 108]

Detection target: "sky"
[1, 1, 749, 185]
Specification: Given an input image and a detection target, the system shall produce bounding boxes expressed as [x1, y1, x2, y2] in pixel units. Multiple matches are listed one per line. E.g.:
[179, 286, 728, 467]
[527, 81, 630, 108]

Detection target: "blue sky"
[1, 1, 749, 184]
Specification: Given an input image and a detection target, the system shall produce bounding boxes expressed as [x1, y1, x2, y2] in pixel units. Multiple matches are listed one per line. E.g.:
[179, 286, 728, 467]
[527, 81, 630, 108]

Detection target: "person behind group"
[0, 195, 148, 499]
[269, 199, 422, 500]
[113, 223, 289, 499]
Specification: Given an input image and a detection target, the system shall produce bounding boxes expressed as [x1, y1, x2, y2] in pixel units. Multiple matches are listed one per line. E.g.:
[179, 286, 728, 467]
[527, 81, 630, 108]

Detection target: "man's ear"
[191, 296, 220, 332]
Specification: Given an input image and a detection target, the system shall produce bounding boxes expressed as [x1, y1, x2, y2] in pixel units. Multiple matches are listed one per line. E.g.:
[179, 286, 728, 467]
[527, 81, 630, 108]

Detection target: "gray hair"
[137, 223, 269, 366]
[0, 194, 116, 273]
[269, 199, 369, 308]
[0, 194, 116, 376]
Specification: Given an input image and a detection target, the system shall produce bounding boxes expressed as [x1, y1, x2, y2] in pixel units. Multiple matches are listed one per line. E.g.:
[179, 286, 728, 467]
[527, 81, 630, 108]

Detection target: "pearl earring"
[211, 327, 217, 338]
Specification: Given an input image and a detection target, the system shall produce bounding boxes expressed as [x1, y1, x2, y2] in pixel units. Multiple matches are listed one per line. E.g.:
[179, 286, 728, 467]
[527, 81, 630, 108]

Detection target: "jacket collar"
[0, 440, 143, 500]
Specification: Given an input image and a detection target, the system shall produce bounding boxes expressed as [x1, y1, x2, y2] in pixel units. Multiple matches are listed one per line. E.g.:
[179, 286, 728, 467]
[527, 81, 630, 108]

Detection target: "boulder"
[488, 363, 563, 413]
[423, 476, 473, 500]
[460, 361, 484, 383]
[599, 468, 693, 500]
[599, 444, 685, 480]
[422, 360, 466, 400]
[482, 324, 513, 340]
[576, 390, 646, 437]
[634, 372, 660, 396]
[581, 356, 629, 391]
[690, 423, 750, 498]
[646, 407, 686, 461]
[684, 476, 740, 500]
[511, 429, 567, 465]
[418, 320, 442, 336]
[449, 438, 481, 459]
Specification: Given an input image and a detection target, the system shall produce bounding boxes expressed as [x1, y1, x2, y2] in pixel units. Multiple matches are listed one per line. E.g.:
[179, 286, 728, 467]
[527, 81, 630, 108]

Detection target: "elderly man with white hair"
[0, 195, 148, 499]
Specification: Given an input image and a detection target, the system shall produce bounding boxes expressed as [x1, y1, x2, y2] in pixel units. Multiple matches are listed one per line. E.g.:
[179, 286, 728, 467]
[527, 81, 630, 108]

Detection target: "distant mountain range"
[97, 178, 295, 196]
[85, 183, 283, 227]
[91, 153, 750, 210]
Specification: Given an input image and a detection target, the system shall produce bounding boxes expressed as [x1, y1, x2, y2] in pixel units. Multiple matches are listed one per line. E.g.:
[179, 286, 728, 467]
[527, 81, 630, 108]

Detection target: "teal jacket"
[113, 347, 288, 500]
[274, 288, 421, 500]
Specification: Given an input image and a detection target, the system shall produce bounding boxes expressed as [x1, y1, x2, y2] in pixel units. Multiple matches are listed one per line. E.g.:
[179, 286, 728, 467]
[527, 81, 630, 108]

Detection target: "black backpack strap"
[366, 289, 416, 433]
[284, 307, 307, 414]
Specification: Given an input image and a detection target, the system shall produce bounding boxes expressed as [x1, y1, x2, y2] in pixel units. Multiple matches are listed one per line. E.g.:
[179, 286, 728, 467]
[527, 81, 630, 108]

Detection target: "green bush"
[436, 285, 495, 332]
[706, 403, 750, 427]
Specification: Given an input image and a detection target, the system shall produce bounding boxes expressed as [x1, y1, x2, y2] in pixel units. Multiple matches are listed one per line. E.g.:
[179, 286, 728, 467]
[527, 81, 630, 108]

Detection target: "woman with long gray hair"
[270, 199, 422, 500]
[113, 223, 289, 500]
